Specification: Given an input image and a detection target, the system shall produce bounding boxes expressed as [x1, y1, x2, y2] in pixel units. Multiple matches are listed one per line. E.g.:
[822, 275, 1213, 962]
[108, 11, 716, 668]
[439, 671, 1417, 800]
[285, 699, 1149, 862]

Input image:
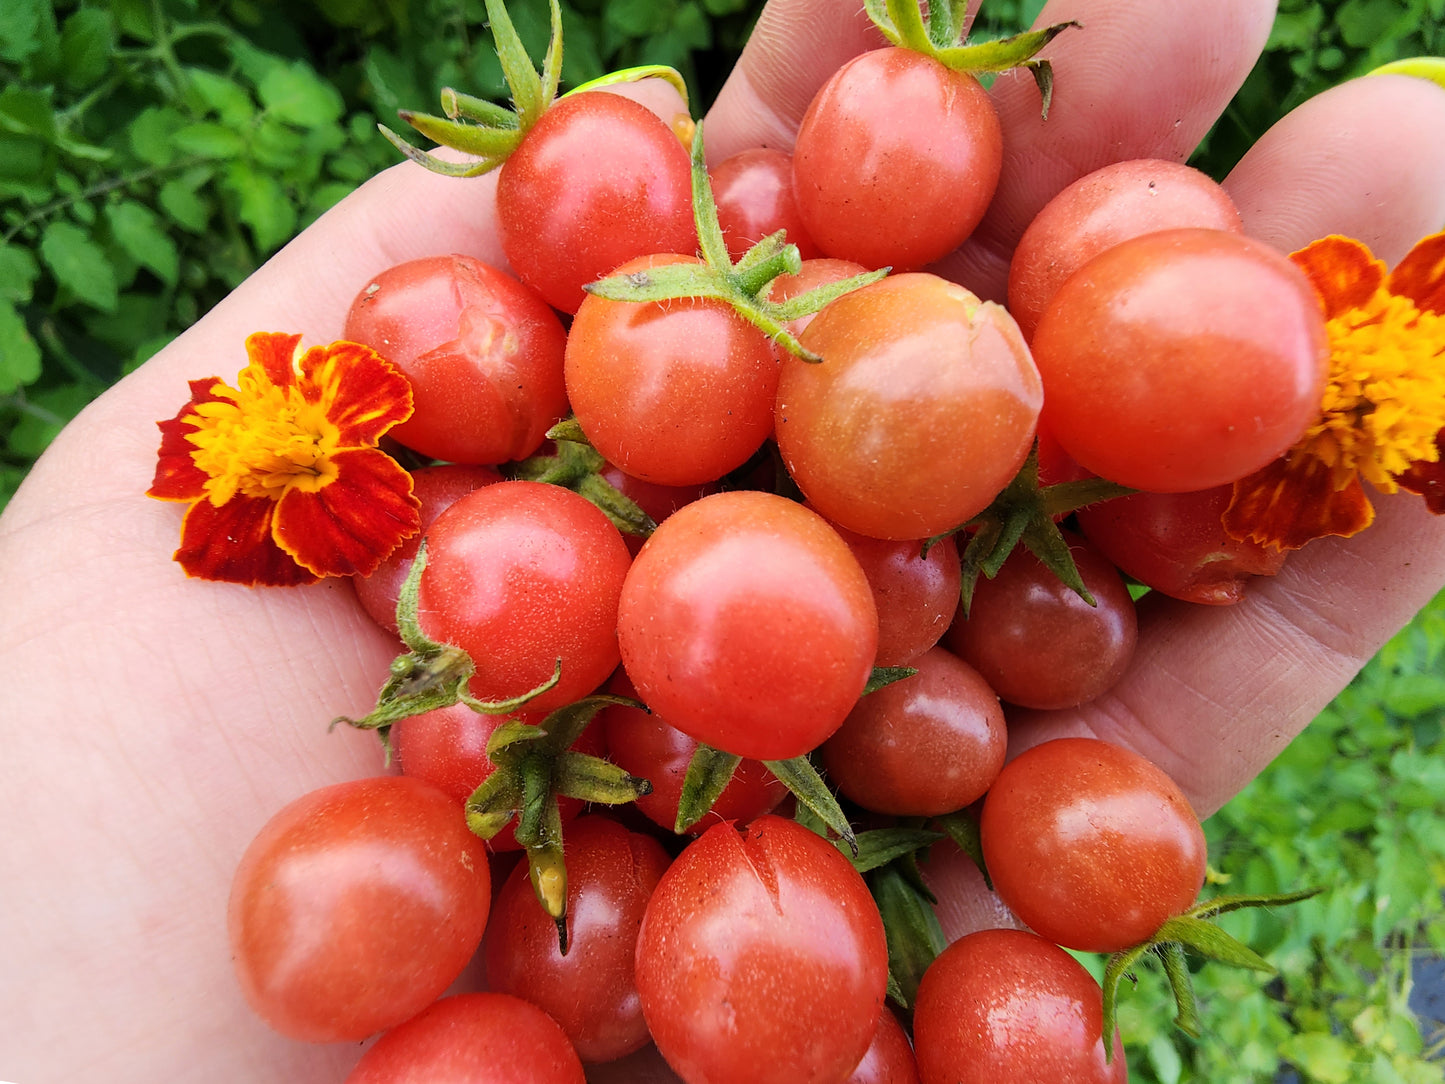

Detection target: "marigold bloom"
[1224, 230, 1445, 550]
[148, 332, 421, 586]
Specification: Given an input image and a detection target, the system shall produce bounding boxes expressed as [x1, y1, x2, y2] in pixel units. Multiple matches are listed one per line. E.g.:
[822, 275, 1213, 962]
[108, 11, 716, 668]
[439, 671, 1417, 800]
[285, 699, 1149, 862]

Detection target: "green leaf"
[224, 162, 296, 252]
[606, 0, 677, 37]
[128, 107, 187, 166]
[869, 862, 946, 1008]
[171, 122, 247, 159]
[676, 743, 742, 833]
[257, 61, 345, 128]
[105, 201, 180, 285]
[763, 755, 856, 852]
[158, 176, 212, 233]
[0, 300, 41, 394]
[0, 86, 55, 139]
[40, 220, 118, 312]
[186, 68, 255, 124]
[5, 381, 92, 455]
[1279, 1032, 1357, 1084]
[0, 243, 40, 303]
[848, 827, 944, 874]
[59, 8, 115, 90]
[0, 0, 46, 63]
[1156, 915, 1275, 972]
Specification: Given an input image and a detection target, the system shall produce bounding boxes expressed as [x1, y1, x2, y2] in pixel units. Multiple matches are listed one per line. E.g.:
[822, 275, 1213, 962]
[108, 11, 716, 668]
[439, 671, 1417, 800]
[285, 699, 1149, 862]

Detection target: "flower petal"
[1395, 431, 1445, 514]
[245, 331, 304, 389]
[174, 494, 319, 586]
[1290, 236, 1385, 320]
[1387, 229, 1445, 316]
[1224, 454, 1375, 551]
[148, 378, 226, 501]
[271, 448, 421, 578]
[298, 340, 414, 446]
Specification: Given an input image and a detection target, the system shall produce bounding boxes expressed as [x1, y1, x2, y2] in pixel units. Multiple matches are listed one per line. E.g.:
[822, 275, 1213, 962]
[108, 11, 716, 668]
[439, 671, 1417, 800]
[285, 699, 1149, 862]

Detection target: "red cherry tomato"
[912, 929, 1128, 1084]
[1075, 484, 1287, 605]
[981, 737, 1207, 953]
[618, 491, 877, 760]
[636, 815, 889, 1084]
[844, 1006, 921, 1084]
[598, 671, 786, 834]
[944, 529, 1137, 710]
[565, 255, 779, 486]
[1007, 158, 1243, 341]
[228, 776, 491, 1043]
[793, 47, 1001, 270]
[710, 147, 821, 261]
[484, 815, 671, 1063]
[777, 273, 1042, 540]
[391, 703, 606, 851]
[1031, 228, 1329, 493]
[344, 992, 585, 1083]
[821, 645, 1005, 817]
[418, 480, 632, 713]
[496, 91, 695, 313]
[352, 463, 501, 635]
[343, 255, 567, 464]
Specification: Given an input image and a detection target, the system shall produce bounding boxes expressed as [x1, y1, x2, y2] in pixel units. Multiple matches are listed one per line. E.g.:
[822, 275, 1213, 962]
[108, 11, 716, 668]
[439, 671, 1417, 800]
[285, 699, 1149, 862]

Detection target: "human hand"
[1, 0, 1443, 1081]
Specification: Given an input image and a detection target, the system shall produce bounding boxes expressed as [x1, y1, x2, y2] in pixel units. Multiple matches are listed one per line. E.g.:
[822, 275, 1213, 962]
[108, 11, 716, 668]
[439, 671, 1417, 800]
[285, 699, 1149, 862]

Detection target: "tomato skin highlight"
[777, 273, 1042, 541]
[565, 255, 780, 487]
[484, 815, 671, 1063]
[344, 992, 586, 1083]
[342, 255, 567, 464]
[912, 929, 1128, 1084]
[793, 47, 1002, 270]
[618, 490, 878, 761]
[228, 776, 491, 1043]
[981, 737, 1207, 954]
[1031, 228, 1329, 493]
[418, 480, 632, 713]
[635, 815, 889, 1084]
[497, 92, 695, 314]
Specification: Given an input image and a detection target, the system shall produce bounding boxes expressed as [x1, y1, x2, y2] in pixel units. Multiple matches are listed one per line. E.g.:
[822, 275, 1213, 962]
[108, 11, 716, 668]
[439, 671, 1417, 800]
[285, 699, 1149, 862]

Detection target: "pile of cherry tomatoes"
[224, 4, 1334, 1081]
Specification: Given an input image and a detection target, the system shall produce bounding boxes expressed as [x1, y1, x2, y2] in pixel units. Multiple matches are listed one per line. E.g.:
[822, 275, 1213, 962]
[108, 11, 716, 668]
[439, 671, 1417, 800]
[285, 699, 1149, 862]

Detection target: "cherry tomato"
[484, 815, 671, 1063]
[352, 463, 501, 635]
[598, 463, 714, 556]
[618, 490, 878, 760]
[912, 929, 1128, 1084]
[777, 273, 1042, 540]
[1031, 228, 1329, 493]
[1075, 484, 1286, 605]
[496, 91, 695, 313]
[343, 255, 567, 464]
[944, 529, 1137, 710]
[792, 47, 1001, 270]
[820, 645, 1005, 817]
[845, 1006, 921, 1084]
[418, 480, 632, 713]
[711, 147, 821, 261]
[598, 671, 787, 834]
[980, 737, 1207, 953]
[821, 514, 961, 666]
[636, 815, 889, 1084]
[1007, 158, 1243, 341]
[764, 256, 870, 345]
[391, 703, 606, 851]
[228, 776, 491, 1043]
[566, 255, 779, 486]
[344, 992, 585, 1083]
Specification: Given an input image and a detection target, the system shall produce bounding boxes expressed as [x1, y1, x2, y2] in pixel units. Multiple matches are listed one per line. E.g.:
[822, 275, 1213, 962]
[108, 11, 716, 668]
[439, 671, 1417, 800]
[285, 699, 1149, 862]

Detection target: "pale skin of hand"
[1, 1, 1443, 1081]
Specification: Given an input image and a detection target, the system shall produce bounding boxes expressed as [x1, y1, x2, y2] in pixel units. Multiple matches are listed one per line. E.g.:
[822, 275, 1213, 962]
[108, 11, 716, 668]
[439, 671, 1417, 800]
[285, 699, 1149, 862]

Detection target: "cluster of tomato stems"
[336, 0, 1322, 1058]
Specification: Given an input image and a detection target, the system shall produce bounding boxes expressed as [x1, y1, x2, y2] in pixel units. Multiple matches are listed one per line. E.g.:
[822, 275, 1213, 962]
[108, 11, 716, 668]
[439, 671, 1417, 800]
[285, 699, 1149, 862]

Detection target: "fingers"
[1224, 73, 1445, 264]
[937, 0, 1275, 298]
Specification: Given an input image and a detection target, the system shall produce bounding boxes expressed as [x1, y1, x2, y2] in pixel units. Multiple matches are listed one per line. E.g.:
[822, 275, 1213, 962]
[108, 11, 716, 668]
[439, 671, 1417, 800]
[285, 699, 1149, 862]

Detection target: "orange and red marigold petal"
[1390, 230, 1445, 316]
[1396, 432, 1445, 514]
[1224, 454, 1374, 552]
[1291, 235, 1384, 320]
[148, 378, 227, 502]
[175, 495, 321, 587]
[298, 340, 415, 447]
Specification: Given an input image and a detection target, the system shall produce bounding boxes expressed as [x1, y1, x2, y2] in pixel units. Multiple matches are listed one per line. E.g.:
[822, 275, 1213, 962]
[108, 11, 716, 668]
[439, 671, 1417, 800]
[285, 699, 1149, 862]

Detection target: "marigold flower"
[1224, 230, 1445, 550]
[148, 332, 422, 586]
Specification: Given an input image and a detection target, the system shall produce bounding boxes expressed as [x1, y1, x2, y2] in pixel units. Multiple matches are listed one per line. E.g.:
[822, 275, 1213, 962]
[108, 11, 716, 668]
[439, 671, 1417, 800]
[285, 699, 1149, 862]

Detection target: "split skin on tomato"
[912, 929, 1128, 1084]
[635, 815, 889, 1084]
[344, 992, 585, 1084]
[484, 815, 671, 1063]
[617, 490, 878, 761]
[776, 273, 1042, 541]
[1031, 228, 1329, 493]
[228, 776, 491, 1043]
[417, 480, 632, 713]
[792, 47, 1001, 271]
[342, 255, 567, 465]
[565, 254, 780, 487]
[980, 737, 1207, 954]
[496, 91, 696, 314]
